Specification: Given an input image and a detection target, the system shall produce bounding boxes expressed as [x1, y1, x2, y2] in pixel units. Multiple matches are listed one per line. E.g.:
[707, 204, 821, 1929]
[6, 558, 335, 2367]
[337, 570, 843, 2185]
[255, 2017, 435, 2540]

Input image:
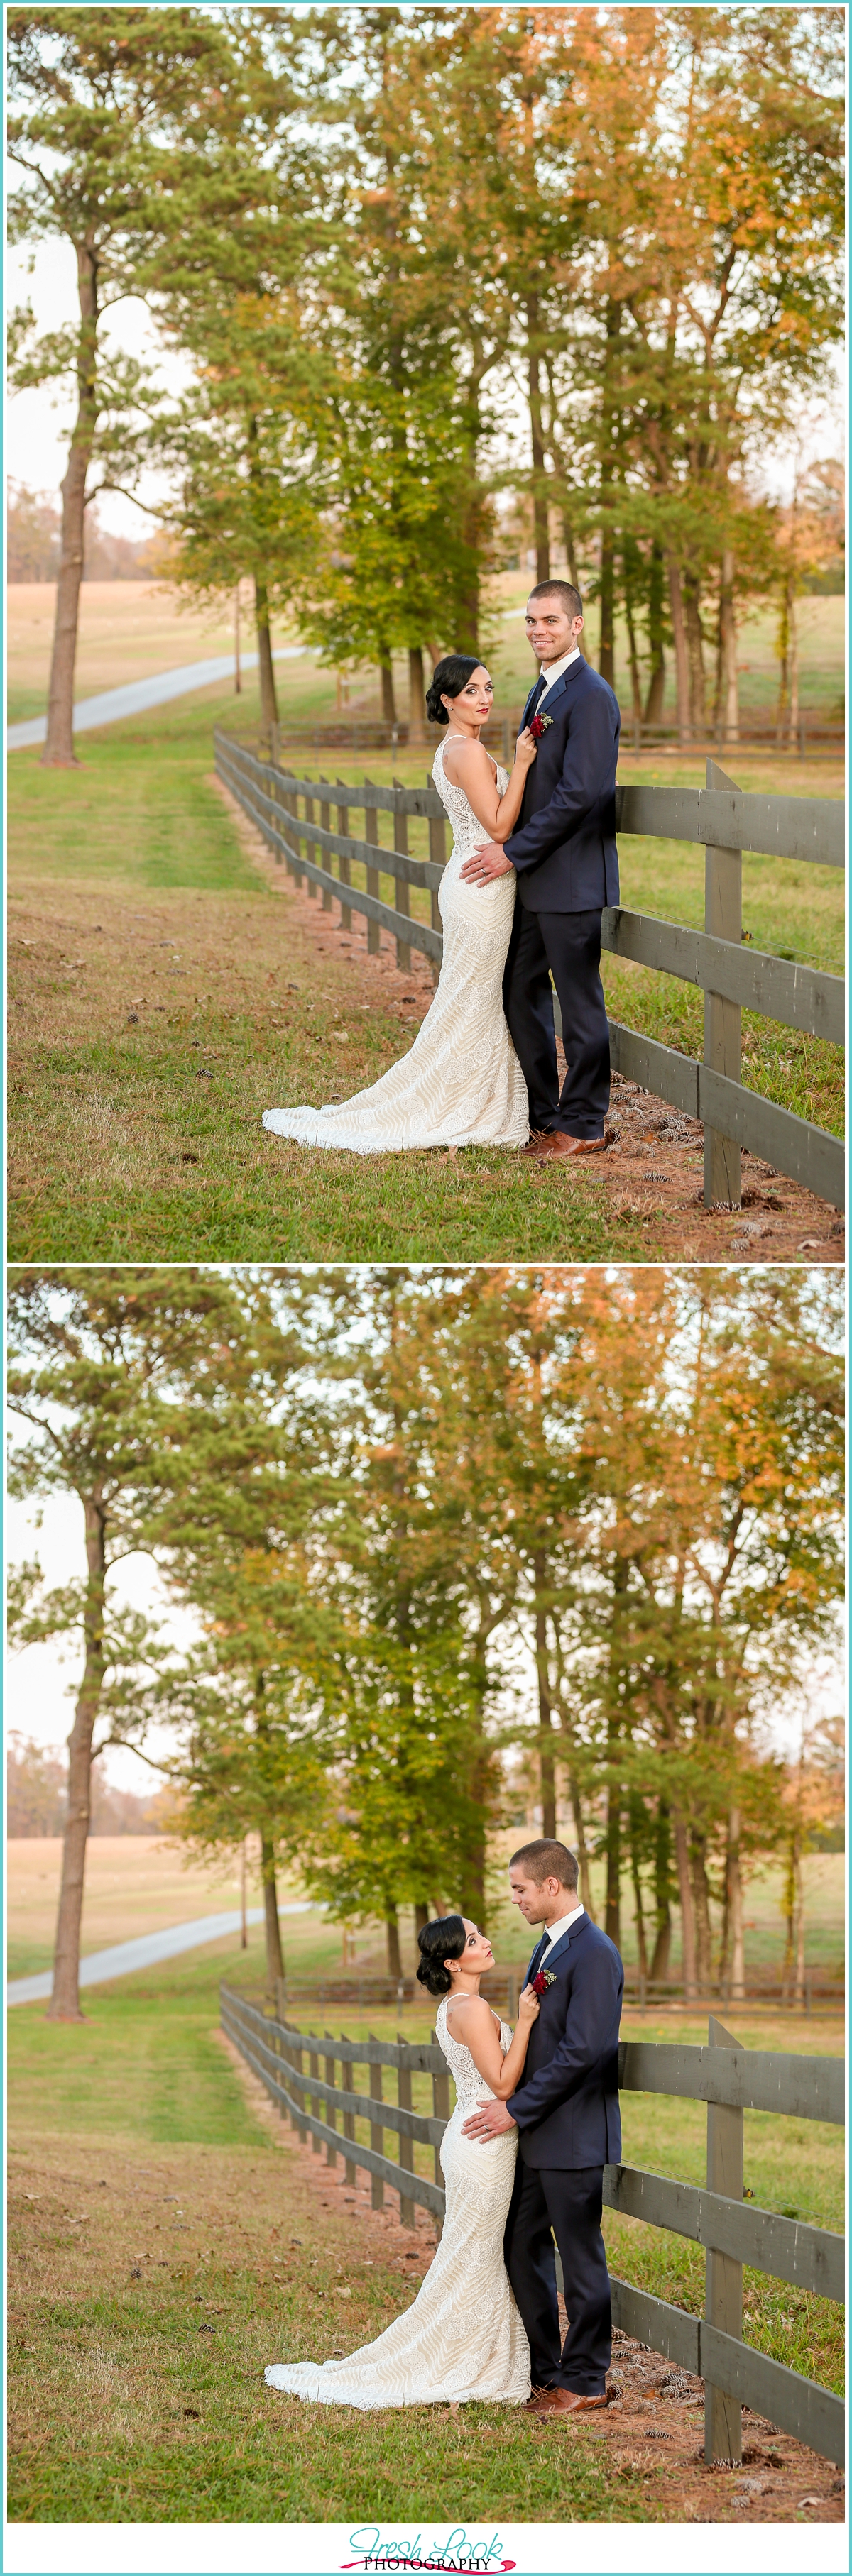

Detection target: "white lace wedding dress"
[265, 1998, 530, 2409]
[261, 739, 529, 1152]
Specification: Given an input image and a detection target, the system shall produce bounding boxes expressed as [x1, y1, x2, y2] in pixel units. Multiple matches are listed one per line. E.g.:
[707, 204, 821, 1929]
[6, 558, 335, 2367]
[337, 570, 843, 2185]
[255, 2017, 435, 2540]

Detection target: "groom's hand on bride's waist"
[460, 841, 515, 884]
[462, 2098, 517, 2140]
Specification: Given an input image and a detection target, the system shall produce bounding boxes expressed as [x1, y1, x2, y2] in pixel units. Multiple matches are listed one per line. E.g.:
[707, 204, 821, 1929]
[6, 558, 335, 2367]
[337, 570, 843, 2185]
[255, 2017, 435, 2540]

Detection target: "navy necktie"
[525, 673, 548, 725]
[526, 1930, 550, 1983]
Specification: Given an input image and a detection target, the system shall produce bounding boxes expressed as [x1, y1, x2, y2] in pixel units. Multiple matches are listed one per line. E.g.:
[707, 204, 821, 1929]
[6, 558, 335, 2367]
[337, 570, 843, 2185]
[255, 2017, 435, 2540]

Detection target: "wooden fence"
[220, 1984, 843, 2467]
[214, 728, 844, 1212]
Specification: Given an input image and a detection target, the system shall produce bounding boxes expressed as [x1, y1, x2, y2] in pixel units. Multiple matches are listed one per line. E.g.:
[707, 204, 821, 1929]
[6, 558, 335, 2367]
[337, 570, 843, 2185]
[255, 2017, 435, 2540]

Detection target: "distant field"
[7, 575, 843, 735]
[10, 1831, 843, 1993]
[6, 1837, 312, 1982]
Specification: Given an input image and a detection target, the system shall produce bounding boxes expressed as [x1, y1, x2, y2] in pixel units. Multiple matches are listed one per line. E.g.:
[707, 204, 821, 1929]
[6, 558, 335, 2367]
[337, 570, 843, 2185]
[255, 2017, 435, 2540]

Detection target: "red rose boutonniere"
[528, 710, 553, 742]
[532, 1968, 557, 1996]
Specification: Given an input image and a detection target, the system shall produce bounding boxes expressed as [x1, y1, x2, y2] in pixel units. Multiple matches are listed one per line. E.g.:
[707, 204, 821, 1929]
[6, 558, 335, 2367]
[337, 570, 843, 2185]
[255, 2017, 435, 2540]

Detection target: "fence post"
[324, 2034, 337, 2166]
[368, 2040, 384, 2208]
[432, 2035, 449, 2236]
[337, 781, 351, 931]
[292, 2030, 306, 2140]
[397, 2041, 415, 2228]
[392, 783, 412, 973]
[364, 783, 381, 954]
[319, 781, 332, 911]
[705, 2013, 744, 2465]
[290, 784, 303, 887]
[703, 756, 742, 1210]
[309, 2036, 322, 2152]
[427, 785, 446, 987]
[342, 2033, 356, 2185]
[305, 788, 317, 897]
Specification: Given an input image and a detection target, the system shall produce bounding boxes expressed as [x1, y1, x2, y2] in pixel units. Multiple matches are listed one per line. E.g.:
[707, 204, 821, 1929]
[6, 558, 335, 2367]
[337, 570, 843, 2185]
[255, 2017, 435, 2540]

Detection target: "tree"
[6, 6, 231, 764]
[6, 1267, 250, 2018]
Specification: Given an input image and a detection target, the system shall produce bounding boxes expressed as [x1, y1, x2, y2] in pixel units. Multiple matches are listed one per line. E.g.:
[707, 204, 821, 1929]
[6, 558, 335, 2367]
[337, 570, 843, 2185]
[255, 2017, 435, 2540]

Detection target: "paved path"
[7, 1899, 314, 2005]
[7, 644, 305, 751]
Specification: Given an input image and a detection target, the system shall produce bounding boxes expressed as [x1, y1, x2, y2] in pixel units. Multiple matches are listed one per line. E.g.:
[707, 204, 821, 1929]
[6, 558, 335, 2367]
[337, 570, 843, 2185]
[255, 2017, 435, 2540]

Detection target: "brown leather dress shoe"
[528, 2385, 611, 2414]
[525, 1133, 610, 1164]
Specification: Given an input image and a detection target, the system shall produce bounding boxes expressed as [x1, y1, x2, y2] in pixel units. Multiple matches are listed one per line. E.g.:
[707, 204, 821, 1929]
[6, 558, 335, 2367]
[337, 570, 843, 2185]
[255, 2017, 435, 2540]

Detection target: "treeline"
[8, 6, 843, 764]
[6, 483, 170, 584]
[8, 1268, 842, 2018]
[6, 1733, 168, 1837]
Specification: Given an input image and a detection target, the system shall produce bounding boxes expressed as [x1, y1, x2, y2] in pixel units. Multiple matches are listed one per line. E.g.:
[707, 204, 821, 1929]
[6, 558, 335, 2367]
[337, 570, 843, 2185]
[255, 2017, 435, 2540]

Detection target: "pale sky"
[6, 233, 844, 538]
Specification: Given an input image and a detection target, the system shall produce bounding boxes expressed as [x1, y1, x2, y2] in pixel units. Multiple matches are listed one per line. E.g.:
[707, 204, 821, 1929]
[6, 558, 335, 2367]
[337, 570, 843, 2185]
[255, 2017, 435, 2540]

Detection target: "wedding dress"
[265, 1998, 531, 2409]
[261, 739, 529, 1152]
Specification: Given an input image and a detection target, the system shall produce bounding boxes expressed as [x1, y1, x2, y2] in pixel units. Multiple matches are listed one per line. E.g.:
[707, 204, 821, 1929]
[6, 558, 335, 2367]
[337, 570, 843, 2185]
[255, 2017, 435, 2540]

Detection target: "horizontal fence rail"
[215, 730, 843, 1212]
[221, 1984, 843, 2465]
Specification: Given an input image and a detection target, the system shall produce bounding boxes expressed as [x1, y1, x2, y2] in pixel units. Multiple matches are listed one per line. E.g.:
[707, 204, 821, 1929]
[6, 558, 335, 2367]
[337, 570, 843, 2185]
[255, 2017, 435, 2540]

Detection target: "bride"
[262, 659, 537, 1152]
[265, 1915, 540, 2409]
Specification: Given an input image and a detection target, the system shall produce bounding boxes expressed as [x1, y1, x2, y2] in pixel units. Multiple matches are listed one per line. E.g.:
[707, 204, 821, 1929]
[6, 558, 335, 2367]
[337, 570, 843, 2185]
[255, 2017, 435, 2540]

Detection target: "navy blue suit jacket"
[508, 1910, 623, 2169]
[504, 656, 621, 913]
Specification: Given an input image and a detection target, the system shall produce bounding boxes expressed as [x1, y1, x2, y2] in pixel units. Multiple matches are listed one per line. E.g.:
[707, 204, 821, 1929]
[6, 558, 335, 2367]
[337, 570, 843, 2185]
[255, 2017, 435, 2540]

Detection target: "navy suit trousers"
[502, 904, 611, 1137]
[504, 2158, 612, 2394]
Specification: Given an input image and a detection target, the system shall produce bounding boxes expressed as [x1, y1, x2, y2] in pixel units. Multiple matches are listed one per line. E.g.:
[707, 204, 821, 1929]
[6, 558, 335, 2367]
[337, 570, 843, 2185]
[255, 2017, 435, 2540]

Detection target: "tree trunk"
[42, 238, 99, 768]
[788, 592, 799, 737]
[605, 1790, 621, 1949]
[386, 1911, 402, 1978]
[667, 558, 692, 743]
[727, 1807, 745, 2001]
[408, 646, 426, 744]
[598, 297, 621, 687]
[673, 1809, 697, 2000]
[261, 1834, 285, 1995]
[719, 547, 739, 742]
[415, 1900, 429, 1936]
[630, 1807, 648, 1978]
[683, 573, 706, 732]
[380, 654, 397, 725]
[690, 1835, 714, 1987]
[794, 1843, 806, 2005]
[624, 580, 643, 721]
[525, 297, 550, 583]
[254, 573, 279, 741]
[533, 1558, 556, 1839]
[643, 541, 666, 723]
[48, 1490, 106, 2018]
[775, 578, 790, 744]
[650, 1798, 672, 1981]
[782, 1831, 797, 1993]
[568, 1773, 596, 1920]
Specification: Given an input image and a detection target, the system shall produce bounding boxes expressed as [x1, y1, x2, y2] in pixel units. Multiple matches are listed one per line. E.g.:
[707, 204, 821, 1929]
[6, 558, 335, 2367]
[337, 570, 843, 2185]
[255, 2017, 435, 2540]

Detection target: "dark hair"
[527, 580, 583, 620]
[425, 654, 480, 725]
[416, 1912, 466, 1996]
[509, 1837, 579, 1891]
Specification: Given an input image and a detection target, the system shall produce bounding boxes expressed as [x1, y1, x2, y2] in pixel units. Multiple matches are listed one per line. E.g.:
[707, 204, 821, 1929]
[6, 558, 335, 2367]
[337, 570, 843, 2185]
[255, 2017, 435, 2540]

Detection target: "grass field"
[9, 577, 843, 735]
[7, 1934, 843, 2528]
[7, 667, 843, 1265]
[9, 1833, 843, 1988]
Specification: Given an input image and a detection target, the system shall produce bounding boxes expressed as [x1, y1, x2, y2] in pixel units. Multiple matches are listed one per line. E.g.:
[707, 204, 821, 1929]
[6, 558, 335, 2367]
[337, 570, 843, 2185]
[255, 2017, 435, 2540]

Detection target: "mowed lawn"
[7, 1938, 843, 2526]
[8, 678, 843, 1263]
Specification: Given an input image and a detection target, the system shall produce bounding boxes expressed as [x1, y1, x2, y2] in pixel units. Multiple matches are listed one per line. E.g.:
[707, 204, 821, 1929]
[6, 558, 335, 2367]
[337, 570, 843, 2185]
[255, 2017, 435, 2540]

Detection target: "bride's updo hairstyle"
[416, 1912, 466, 1996]
[425, 655, 479, 725]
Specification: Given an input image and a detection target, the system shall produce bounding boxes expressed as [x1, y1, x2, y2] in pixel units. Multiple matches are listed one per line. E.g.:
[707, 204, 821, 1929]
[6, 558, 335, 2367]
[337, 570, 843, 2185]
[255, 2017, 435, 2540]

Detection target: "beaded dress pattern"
[265, 1996, 530, 2409]
[261, 738, 528, 1152]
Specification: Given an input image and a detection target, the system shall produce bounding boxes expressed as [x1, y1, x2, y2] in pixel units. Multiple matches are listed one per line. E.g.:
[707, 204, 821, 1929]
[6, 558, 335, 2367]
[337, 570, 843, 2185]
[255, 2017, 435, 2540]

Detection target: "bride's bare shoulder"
[441, 735, 493, 788]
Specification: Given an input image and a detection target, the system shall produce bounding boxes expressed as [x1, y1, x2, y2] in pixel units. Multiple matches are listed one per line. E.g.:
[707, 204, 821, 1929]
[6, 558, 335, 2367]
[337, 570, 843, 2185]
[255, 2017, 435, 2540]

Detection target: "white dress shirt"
[537, 646, 581, 703]
[540, 1902, 584, 1952]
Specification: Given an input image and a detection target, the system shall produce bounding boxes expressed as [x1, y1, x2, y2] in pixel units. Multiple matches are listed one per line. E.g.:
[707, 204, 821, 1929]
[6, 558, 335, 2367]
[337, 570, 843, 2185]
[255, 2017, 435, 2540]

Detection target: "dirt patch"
[221, 2030, 843, 2523]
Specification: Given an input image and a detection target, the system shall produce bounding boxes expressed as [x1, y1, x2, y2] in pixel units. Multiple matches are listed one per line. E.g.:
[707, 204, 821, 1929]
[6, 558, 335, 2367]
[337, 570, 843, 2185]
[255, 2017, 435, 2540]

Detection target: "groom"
[460, 583, 620, 1155]
[462, 1837, 623, 2413]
